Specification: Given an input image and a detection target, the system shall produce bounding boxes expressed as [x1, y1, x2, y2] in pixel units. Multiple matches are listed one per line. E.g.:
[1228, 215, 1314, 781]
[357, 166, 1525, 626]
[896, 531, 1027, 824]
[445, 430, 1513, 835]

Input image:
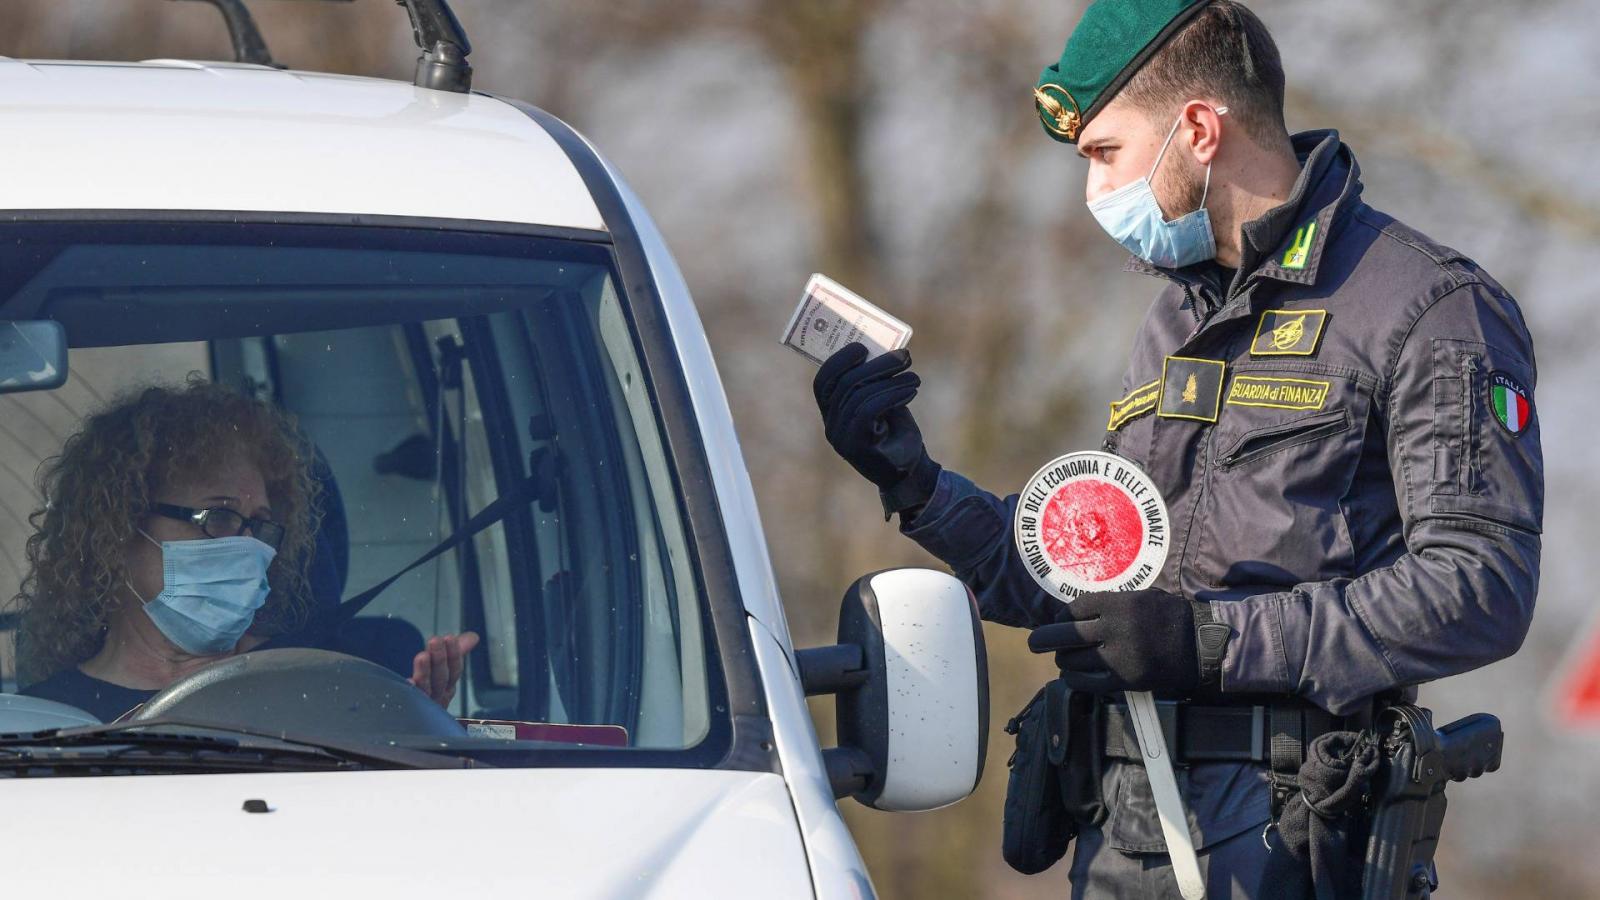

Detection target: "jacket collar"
[1123, 130, 1364, 293]
[1247, 130, 1362, 286]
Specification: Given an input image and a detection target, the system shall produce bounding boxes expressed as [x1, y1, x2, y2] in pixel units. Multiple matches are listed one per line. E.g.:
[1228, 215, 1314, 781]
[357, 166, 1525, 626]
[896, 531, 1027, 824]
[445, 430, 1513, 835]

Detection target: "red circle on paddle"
[1039, 479, 1143, 583]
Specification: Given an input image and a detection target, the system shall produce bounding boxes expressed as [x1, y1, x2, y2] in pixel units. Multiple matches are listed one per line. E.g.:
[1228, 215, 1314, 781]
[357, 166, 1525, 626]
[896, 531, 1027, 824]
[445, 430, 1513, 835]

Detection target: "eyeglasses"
[150, 503, 286, 551]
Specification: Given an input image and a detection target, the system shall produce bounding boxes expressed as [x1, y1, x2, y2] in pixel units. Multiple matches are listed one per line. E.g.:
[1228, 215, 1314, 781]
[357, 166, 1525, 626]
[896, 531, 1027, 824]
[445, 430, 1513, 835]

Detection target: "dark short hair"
[1118, 0, 1289, 148]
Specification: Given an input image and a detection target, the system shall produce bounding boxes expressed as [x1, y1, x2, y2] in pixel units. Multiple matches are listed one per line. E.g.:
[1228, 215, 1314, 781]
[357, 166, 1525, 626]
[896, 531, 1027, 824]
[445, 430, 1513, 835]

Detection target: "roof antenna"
[396, 0, 473, 93]
[167, 0, 472, 93]
[168, 0, 277, 67]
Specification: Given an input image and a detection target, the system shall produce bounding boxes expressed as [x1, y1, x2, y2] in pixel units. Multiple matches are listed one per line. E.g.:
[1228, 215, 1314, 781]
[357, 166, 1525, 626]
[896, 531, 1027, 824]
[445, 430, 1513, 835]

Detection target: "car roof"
[0, 59, 605, 232]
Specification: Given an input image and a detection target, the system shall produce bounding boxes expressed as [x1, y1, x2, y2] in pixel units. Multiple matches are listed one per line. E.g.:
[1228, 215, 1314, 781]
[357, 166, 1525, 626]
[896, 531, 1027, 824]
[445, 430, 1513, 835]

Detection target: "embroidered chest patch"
[1158, 357, 1226, 423]
[1107, 380, 1161, 431]
[1250, 309, 1328, 356]
[1225, 375, 1331, 411]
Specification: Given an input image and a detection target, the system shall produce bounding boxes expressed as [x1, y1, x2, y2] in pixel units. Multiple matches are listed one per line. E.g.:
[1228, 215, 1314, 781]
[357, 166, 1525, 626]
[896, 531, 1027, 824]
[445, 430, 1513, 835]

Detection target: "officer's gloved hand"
[1027, 589, 1210, 693]
[813, 343, 941, 518]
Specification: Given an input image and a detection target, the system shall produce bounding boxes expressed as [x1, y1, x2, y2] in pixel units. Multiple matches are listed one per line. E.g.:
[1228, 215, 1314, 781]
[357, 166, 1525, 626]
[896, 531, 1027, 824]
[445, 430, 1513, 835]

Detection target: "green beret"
[1034, 0, 1210, 143]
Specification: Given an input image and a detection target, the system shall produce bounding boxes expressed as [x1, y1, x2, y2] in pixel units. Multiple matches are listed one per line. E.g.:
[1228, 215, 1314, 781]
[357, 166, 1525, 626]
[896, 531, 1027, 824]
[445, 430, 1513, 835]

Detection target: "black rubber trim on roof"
[0, 209, 611, 245]
[495, 98, 780, 775]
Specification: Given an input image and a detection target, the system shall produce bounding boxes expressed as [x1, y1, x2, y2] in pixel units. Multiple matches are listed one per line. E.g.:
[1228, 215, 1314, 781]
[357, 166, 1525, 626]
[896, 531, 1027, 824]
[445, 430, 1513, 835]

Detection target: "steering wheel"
[131, 648, 466, 739]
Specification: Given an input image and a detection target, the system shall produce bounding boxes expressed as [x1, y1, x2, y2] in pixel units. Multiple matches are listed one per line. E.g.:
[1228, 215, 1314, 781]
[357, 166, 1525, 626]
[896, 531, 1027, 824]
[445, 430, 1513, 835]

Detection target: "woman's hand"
[411, 631, 481, 708]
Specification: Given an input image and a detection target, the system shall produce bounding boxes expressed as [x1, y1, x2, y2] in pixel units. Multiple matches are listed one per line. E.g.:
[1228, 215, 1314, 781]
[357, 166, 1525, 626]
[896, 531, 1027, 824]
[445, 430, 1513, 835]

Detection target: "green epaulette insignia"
[1282, 221, 1317, 270]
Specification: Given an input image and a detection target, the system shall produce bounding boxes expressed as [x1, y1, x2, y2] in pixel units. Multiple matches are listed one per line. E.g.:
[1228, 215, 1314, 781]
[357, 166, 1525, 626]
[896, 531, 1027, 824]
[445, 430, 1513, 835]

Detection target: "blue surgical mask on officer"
[130, 529, 276, 655]
[1087, 106, 1228, 269]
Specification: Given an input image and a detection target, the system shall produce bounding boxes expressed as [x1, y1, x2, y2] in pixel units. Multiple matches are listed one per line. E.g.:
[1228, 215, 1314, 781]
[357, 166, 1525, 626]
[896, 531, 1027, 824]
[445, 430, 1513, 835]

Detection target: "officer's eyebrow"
[1078, 138, 1114, 159]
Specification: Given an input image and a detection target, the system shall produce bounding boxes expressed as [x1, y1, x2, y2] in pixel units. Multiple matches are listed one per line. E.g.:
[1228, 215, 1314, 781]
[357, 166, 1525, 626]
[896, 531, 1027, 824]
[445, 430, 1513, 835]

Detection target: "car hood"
[1, 767, 813, 898]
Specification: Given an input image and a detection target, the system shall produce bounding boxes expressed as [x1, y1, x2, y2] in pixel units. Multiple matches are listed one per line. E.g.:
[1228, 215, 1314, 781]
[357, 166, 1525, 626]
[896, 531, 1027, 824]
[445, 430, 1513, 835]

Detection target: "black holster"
[1359, 705, 1503, 899]
[1263, 703, 1505, 900]
[1001, 678, 1105, 874]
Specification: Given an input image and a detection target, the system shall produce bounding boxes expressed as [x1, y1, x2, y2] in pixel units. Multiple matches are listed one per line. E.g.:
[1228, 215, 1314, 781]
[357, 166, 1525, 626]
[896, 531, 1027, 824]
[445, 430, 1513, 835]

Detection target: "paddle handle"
[1127, 689, 1207, 900]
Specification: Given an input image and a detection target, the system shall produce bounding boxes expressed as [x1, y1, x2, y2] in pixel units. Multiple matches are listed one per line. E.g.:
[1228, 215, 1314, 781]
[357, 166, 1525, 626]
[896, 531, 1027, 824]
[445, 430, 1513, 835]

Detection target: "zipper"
[1218, 410, 1350, 469]
[1182, 283, 1208, 343]
[1174, 425, 1215, 596]
[1180, 281, 1239, 343]
[1462, 354, 1481, 494]
[1182, 284, 1201, 323]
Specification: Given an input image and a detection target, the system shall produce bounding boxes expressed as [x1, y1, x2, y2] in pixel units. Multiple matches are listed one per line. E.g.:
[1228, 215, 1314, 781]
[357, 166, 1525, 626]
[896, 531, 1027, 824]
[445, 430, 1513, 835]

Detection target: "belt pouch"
[1057, 687, 1107, 827]
[1001, 679, 1076, 874]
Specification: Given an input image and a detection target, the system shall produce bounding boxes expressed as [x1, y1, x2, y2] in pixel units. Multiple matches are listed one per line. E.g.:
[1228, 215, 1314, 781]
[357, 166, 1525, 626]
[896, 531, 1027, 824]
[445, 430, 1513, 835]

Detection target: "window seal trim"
[0, 209, 611, 246]
[500, 100, 778, 775]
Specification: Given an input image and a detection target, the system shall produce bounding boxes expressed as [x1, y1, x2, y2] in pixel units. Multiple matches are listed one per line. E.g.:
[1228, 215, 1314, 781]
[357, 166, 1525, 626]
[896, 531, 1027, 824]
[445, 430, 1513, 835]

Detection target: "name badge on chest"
[1158, 356, 1226, 423]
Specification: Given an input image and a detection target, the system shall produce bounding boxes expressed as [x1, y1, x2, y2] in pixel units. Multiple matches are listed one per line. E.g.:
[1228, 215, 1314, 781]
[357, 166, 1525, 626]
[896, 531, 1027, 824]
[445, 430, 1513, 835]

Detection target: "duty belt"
[1100, 698, 1346, 765]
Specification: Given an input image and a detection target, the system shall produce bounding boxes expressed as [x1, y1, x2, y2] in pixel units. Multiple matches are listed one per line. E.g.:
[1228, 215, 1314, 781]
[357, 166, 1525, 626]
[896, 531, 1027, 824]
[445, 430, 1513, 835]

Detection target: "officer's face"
[1078, 96, 1204, 220]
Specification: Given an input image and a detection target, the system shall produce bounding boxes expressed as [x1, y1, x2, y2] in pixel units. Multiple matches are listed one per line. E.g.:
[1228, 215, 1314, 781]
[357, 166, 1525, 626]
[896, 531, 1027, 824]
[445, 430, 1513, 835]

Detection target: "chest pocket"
[1193, 368, 1373, 592]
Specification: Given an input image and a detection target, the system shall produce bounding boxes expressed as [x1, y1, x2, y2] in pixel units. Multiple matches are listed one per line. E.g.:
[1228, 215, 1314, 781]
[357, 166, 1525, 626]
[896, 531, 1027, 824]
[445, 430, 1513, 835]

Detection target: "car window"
[0, 221, 722, 768]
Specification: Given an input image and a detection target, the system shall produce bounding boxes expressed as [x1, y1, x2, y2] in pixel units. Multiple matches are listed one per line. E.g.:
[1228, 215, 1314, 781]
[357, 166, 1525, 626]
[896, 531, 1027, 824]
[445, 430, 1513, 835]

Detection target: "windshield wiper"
[0, 733, 356, 774]
[0, 717, 482, 773]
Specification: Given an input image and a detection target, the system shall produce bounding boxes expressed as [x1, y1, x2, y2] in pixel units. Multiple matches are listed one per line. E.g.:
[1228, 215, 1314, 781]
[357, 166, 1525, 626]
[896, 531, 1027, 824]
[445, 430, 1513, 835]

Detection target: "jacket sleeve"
[1212, 282, 1543, 715]
[896, 469, 1061, 629]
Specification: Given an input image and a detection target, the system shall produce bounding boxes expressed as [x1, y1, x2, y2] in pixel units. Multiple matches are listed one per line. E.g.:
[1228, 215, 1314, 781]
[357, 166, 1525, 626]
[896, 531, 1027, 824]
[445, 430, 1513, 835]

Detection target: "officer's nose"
[1085, 169, 1122, 205]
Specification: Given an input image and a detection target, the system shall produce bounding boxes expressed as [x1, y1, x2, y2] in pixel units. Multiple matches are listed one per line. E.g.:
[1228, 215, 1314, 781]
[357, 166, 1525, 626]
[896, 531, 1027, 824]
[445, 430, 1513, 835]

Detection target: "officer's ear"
[1179, 99, 1228, 166]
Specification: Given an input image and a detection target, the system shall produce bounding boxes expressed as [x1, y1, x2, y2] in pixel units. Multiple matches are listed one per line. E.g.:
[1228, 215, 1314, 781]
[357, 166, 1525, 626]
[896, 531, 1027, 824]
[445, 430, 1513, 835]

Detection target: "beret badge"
[1033, 84, 1081, 141]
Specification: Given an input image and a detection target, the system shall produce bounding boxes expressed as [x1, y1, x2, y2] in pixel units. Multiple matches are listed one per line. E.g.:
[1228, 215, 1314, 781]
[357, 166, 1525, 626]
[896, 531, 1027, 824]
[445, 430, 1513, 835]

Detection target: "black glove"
[813, 343, 940, 517]
[1027, 589, 1226, 693]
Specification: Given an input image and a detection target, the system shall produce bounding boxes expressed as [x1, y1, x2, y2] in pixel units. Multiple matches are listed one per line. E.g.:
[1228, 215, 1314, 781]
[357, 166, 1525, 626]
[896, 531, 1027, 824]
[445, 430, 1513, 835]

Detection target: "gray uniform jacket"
[899, 131, 1542, 857]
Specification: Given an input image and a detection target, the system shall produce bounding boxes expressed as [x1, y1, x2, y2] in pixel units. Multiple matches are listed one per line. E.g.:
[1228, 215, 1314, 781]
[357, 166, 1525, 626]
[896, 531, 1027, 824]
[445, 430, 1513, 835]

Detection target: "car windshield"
[0, 220, 725, 771]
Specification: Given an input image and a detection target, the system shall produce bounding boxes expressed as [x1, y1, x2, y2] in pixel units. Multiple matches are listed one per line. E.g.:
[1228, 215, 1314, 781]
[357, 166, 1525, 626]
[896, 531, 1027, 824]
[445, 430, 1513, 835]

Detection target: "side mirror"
[797, 568, 989, 812]
[0, 321, 67, 394]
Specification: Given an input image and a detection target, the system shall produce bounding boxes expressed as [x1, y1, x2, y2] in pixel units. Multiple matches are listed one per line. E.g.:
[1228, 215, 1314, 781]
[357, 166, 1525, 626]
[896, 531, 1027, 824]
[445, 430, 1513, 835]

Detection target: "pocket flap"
[1045, 679, 1072, 766]
[1103, 760, 1271, 853]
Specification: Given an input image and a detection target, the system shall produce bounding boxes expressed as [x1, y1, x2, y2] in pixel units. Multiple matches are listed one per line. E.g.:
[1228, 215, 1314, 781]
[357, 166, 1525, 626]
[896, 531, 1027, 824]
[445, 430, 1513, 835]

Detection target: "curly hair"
[14, 377, 320, 684]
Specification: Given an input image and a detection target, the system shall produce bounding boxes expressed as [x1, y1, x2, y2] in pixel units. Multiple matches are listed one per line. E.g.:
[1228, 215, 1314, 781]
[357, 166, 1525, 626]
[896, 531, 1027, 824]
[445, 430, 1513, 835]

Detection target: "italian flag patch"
[1489, 371, 1532, 435]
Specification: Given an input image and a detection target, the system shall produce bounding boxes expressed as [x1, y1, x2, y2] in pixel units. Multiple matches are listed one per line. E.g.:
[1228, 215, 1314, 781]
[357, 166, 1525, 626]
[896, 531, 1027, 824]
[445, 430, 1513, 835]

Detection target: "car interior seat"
[276, 452, 426, 679]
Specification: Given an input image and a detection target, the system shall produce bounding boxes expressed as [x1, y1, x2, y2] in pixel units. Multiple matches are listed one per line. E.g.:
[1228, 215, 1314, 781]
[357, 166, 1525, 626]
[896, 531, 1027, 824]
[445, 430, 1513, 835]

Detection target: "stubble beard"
[1157, 153, 1207, 222]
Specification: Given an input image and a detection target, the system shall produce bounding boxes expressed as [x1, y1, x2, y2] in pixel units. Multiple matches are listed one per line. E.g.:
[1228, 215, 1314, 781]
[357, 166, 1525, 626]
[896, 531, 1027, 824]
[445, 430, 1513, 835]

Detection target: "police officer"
[811, 0, 1543, 896]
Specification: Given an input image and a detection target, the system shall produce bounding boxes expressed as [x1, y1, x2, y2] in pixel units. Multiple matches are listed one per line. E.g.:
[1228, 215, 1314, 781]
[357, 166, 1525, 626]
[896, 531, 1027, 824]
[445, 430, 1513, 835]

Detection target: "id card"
[780, 273, 913, 366]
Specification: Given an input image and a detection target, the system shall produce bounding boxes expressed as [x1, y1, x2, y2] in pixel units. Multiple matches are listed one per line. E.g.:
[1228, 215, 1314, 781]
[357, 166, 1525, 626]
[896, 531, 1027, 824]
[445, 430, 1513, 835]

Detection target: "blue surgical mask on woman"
[1086, 106, 1228, 269]
[130, 530, 276, 655]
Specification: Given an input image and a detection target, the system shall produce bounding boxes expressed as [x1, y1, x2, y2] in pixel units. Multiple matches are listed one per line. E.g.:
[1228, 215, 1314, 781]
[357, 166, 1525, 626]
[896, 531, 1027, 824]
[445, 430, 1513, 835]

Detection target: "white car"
[0, 2, 988, 897]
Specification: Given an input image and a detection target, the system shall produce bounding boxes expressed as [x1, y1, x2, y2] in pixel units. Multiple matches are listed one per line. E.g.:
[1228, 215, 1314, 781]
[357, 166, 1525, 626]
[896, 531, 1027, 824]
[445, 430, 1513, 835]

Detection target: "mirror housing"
[798, 568, 989, 812]
[0, 321, 67, 395]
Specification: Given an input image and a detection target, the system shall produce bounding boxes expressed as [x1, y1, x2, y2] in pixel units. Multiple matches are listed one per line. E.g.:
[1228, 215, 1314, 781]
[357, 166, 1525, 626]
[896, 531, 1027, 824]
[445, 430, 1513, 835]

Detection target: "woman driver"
[14, 379, 477, 722]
